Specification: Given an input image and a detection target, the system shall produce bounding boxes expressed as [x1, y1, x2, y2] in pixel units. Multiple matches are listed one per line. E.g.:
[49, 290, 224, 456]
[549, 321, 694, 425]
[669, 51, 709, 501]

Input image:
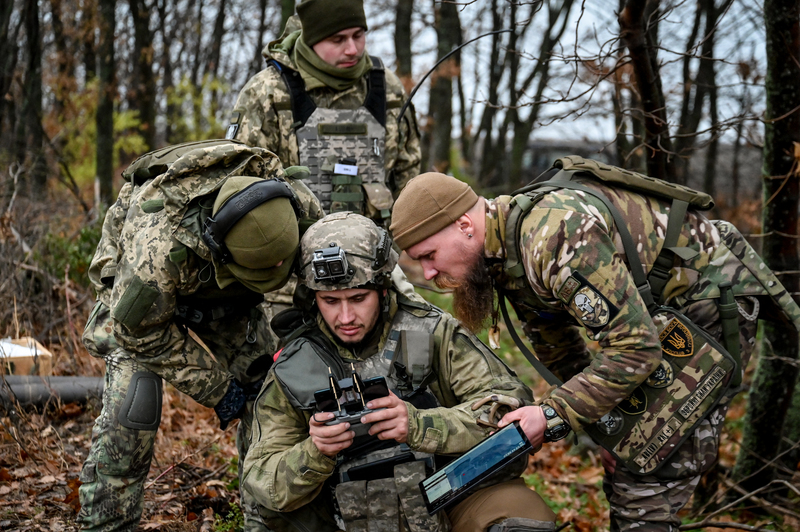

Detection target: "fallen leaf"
[60, 403, 83, 417]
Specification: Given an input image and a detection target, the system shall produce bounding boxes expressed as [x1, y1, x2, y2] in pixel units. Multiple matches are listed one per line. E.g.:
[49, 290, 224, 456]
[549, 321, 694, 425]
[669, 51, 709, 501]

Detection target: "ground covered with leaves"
[0, 187, 798, 531]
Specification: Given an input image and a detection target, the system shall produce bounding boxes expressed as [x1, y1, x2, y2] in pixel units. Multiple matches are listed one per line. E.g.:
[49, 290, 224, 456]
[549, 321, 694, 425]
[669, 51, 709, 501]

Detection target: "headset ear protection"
[202, 179, 303, 264]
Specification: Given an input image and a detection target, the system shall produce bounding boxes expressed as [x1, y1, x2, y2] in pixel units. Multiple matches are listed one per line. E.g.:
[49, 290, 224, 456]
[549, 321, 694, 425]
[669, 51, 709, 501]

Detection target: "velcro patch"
[557, 275, 581, 304]
[659, 319, 694, 357]
[565, 272, 619, 332]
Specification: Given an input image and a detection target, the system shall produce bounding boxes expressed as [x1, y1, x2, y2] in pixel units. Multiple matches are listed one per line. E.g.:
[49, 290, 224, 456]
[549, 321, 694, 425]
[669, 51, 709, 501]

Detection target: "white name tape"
[334, 164, 358, 176]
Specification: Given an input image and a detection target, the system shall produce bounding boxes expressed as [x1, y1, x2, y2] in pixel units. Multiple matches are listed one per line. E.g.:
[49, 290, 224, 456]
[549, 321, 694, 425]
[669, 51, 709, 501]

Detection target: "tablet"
[419, 422, 532, 514]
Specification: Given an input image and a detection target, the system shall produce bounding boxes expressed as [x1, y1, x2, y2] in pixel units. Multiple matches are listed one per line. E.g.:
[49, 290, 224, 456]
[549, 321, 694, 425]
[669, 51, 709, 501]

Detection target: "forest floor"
[0, 187, 797, 531]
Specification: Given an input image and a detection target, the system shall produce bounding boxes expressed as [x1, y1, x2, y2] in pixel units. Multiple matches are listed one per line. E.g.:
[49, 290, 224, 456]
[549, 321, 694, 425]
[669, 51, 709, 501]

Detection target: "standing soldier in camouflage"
[389, 164, 800, 532]
[227, 0, 422, 326]
[227, 0, 420, 222]
[243, 212, 556, 532]
[77, 140, 323, 532]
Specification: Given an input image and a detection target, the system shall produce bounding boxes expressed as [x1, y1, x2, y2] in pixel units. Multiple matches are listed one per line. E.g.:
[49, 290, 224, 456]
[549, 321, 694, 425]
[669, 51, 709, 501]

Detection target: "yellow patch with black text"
[659, 319, 694, 357]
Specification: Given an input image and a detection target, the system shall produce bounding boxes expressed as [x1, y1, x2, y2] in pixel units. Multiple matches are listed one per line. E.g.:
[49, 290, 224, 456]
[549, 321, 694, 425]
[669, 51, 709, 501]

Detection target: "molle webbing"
[552, 156, 715, 210]
[270, 56, 388, 128]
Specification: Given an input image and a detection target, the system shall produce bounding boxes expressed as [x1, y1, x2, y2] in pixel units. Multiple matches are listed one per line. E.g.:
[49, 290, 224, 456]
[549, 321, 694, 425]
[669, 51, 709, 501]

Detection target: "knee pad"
[118, 371, 162, 430]
[487, 518, 556, 532]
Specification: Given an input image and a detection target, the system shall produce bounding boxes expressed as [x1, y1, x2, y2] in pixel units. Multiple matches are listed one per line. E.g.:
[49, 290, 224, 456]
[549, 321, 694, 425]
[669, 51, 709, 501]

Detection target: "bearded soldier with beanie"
[390, 165, 800, 531]
[242, 212, 556, 532]
[77, 141, 323, 532]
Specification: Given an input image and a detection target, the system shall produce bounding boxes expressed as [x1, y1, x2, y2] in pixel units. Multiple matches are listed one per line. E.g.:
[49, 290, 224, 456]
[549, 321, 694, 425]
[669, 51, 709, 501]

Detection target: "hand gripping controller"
[314, 365, 389, 438]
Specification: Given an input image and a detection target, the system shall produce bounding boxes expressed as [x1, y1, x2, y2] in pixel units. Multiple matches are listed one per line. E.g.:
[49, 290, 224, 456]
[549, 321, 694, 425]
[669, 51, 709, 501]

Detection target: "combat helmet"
[299, 212, 397, 291]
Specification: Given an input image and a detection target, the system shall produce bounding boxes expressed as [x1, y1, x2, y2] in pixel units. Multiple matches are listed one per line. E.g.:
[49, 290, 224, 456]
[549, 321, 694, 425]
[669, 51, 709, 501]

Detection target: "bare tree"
[618, 0, 675, 181]
[394, 0, 413, 91]
[96, 0, 116, 205]
[16, 0, 46, 197]
[423, 0, 461, 172]
[0, 0, 21, 144]
[732, 0, 800, 492]
[129, 0, 157, 150]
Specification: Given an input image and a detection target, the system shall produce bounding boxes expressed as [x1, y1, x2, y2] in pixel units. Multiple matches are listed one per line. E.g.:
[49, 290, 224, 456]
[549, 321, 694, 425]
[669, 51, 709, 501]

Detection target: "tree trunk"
[17, 0, 46, 197]
[205, 0, 226, 80]
[157, 0, 176, 144]
[96, 0, 116, 206]
[189, 0, 204, 88]
[732, 0, 800, 492]
[81, 0, 97, 82]
[0, 0, 20, 142]
[425, 0, 460, 173]
[702, 81, 718, 198]
[473, 0, 503, 185]
[250, 0, 269, 78]
[618, 0, 676, 181]
[394, 0, 413, 93]
[128, 0, 157, 151]
[49, 0, 74, 124]
[507, 0, 574, 188]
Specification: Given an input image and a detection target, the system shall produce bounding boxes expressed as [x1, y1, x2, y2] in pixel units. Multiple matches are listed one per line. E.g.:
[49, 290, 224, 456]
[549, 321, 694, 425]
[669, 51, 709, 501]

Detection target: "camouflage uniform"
[77, 143, 323, 532]
[229, 15, 422, 331]
[484, 183, 800, 531]
[243, 212, 554, 532]
[229, 16, 421, 217]
[243, 289, 555, 531]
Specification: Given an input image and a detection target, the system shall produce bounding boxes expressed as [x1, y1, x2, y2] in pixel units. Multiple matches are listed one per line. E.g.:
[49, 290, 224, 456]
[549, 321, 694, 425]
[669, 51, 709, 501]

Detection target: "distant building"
[519, 139, 615, 184]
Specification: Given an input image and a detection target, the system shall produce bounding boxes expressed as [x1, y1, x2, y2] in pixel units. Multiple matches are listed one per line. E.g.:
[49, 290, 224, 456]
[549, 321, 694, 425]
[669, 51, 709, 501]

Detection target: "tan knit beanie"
[390, 172, 479, 250]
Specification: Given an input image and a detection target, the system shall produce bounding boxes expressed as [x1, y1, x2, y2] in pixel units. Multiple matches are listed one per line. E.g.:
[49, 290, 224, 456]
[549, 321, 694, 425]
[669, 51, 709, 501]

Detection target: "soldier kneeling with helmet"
[242, 212, 556, 532]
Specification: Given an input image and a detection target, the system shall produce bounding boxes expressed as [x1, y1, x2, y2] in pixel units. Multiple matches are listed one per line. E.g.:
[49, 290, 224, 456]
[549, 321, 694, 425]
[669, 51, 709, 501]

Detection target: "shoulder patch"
[557, 275, 581, 303]
[565, 272, 619, 332]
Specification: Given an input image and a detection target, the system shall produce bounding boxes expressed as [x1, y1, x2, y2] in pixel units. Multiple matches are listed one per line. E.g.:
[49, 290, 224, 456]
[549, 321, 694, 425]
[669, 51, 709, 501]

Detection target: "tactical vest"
[270, 293, 450, 531]
[498, 156, 744, 475]
[268, 58, 393, 220]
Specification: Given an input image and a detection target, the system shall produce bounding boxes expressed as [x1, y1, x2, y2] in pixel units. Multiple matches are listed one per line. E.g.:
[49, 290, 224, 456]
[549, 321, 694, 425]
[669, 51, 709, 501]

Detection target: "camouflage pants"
[77, 302, 276, 532]
[76, 348, 261, 532]
[602, 297, 759, 531]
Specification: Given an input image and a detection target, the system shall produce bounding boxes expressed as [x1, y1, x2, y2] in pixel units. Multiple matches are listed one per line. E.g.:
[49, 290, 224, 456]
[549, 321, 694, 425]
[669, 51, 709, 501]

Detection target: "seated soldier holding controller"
[242, 212, 556, 532]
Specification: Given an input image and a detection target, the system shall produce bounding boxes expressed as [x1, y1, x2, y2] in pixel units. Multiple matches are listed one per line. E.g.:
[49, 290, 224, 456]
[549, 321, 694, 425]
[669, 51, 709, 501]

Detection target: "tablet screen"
[419, 422, 531, 514]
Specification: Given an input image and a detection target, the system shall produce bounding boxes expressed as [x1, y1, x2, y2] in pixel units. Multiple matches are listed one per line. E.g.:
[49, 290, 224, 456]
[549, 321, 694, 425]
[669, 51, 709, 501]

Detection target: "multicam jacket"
[86, 142, 323, 407]
[485, 184, 800, 432]
[242, 288, 532, 516]
[229, 17, 421, 205]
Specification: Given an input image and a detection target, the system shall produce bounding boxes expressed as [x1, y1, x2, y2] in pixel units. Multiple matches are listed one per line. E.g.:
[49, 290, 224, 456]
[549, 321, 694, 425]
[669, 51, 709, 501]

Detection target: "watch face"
[544, 423, 570, 442]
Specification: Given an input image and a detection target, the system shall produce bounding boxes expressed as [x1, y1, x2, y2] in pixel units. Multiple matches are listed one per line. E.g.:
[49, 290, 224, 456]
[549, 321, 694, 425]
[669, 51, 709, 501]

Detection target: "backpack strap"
[498, 291, 563, 387]
[363, 56, 387, 127]
[648, 198, 695, 305]
[535, 174, 657, 309]
[269, 59, 317, 128]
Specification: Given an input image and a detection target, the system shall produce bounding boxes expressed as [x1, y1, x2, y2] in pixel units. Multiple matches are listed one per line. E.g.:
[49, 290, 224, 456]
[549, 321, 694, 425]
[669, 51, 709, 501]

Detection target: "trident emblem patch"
[659, 318, 694, 357]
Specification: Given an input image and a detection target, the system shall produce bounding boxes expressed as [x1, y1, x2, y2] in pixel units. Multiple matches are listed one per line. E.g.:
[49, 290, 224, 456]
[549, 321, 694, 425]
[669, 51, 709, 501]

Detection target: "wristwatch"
[542, 405, 571, 443]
